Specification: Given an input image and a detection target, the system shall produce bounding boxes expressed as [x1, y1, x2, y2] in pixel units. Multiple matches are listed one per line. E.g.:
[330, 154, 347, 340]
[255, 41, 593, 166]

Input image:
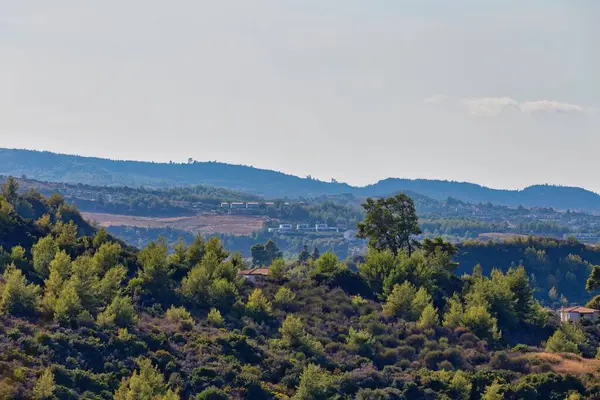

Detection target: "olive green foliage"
[314, 251, 343, 275]
[382, 282, 416, 319]
[292, 364, 335, 400]
[186, 234, 205, 266]
[251, 239, 282, 266]
[114, 358, 180, 400]
[277, 315, 324, 356]
[53, 281, 83, 324]
[546, 324, 586, 355]
[351, 294, 368, 306]
[97, 295, 137, 327]
[33, 368, 55, 400]
[442, 295, 464, 330]
[245, 288, 272, 320]
[357, 249, 398, 295]
[196, 387, 228, 400]
[180, 248, 240, 310]
[417, 304, 439, 329]
[450, 370, 472, 400]
[586, 265, 600, 292]
[165, 305, 193, 325]
[274, 286, 296, 308]
[1, 264, 40, 316]
[134, 239, 174, 302]
[0, 188, 597, 400]
[411, 287, 433, 320]
[92, 241, 122, 273]
[268, 258, 286, 281]
[206, 307, 224, 327]
[461, 304, 500, 341]
[482, 381, 504, 400]
[456, 238, 600, 307]
[32, 236, 58, 278]
[346, 327, 375, 355]
[357, 193, 421, 256]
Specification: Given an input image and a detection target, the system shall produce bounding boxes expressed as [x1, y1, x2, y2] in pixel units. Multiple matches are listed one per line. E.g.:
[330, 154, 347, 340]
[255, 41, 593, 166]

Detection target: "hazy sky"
[1, 1, 599, 190]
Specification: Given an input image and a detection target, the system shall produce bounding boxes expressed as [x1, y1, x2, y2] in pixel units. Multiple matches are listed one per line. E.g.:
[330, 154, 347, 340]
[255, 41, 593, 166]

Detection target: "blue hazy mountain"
[2, 148, 600, 211]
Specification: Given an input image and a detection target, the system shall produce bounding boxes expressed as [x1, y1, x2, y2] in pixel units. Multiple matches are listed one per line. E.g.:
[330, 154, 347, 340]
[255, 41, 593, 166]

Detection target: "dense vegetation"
[456, 238, 600, 308]
[1, 182, 600, 399]
[104, 226, 358, 266]
[0, 176, 261, 218]
[4, 148, 600, 211]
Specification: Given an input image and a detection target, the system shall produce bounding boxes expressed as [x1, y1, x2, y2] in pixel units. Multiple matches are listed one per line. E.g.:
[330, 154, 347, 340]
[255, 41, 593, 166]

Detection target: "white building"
[279, 224, 293, 231]
[560, 306, 600, 322]
[315, 223, 339, 232]
[315, 223, 329, 232]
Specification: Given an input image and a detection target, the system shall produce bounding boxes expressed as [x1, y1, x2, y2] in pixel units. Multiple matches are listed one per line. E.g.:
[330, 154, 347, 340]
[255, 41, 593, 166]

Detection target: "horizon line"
[1, 146, 597, 195]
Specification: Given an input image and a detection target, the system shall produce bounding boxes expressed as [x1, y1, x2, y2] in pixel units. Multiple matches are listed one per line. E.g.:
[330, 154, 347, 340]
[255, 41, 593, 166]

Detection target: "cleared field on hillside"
[525, 352, 600, 377]
[477, 232, 529, 241]
[81, 212, 267, 235]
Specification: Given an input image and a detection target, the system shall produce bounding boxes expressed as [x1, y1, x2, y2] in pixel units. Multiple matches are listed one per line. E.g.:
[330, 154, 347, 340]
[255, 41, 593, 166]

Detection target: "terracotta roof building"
[560, 306, 600, 322]
[238, 268, 270, 283]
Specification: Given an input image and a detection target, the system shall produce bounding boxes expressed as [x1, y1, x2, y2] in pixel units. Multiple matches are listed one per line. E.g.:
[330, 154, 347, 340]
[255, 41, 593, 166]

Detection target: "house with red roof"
[560, 306, 600, 322]
[238, 268, 270, 283]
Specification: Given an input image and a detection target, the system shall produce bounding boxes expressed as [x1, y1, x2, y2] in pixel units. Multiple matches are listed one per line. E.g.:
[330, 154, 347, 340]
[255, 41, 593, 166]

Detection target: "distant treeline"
[4, 148, 600, 211]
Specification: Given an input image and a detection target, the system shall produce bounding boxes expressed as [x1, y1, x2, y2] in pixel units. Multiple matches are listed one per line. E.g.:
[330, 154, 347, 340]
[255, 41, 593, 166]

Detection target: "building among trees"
[560, 305, 600, 322]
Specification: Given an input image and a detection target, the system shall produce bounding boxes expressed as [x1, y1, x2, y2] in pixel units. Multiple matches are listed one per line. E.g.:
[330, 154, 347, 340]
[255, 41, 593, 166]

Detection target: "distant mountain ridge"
[2, 148, 600, 211]
[363, 178, 600, 211]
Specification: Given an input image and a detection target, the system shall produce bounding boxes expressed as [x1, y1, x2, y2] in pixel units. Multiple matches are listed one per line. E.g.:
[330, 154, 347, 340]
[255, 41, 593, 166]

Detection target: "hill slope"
[1, 182, 600, 398]
[362, 178, 600, 211]
[3, 148, 600, 211]
[0, 148, 353, 197]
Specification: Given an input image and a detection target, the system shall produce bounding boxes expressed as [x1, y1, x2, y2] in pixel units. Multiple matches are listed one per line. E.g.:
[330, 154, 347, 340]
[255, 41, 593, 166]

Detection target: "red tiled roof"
[238, 268, 270, 276]
[562, 306, 600, 314]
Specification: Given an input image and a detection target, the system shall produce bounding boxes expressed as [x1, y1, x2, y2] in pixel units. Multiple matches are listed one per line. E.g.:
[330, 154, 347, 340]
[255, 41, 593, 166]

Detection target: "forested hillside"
[1, 183, 600, 399]
[0, 149, 352, 197]
[4, 148, 600, 211]
[363, 179, 600, 211]
[0, 175, 262, 218]
[456, 238, 600, 307]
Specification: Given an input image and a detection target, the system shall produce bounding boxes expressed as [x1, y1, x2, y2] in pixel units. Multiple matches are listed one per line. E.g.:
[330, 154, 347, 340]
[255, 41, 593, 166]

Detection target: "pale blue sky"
[1, 1, 598, 190]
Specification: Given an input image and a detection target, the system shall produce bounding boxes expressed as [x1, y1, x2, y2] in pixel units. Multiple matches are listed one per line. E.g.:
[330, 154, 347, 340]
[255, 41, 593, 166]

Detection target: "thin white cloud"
[520, 100, 589, 115]
[426, 95, 594, 116]
[464, 97, 520, 117]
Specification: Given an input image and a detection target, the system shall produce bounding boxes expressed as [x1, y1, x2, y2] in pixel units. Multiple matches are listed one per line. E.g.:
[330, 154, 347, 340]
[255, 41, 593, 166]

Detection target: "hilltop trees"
[586, 265, 600, 292]
[297, 245, 310, 264]
[2, 177, 19, 206]
[314, 251, 343, 275]
[180, 248, 240, 311]
[251, 239, 282, 266]
[357, 193, 421, 256]
[383, 281, 416, 319]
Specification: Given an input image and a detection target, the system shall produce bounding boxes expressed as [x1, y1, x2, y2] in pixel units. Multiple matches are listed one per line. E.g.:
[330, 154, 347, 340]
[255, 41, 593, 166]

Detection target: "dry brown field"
[81, 212, 267, 235]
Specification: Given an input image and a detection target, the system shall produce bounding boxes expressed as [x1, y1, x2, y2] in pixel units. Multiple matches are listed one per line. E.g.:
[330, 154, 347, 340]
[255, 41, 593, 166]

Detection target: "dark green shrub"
[195, 386, 228, 400]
